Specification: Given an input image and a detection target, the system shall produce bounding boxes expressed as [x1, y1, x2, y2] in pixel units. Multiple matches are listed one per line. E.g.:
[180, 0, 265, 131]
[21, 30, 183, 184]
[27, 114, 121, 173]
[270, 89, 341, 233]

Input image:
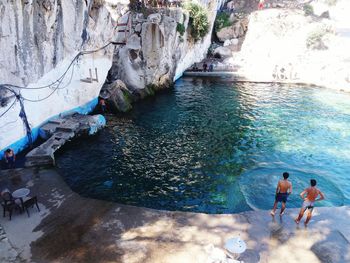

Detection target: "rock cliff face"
[0, 0, 115, 85]
[102, 0, 225, 111]
[0, 0, 120, 154]
[220, 0, 350, 91]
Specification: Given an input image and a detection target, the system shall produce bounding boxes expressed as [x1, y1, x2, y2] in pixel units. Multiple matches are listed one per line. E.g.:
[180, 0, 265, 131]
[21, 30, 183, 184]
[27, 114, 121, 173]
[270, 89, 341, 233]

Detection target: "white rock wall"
[174, 0, 226, 81]
[110, 0, 225, 93]
[0, 0, 124, 154]
[228, 1, 350, 91]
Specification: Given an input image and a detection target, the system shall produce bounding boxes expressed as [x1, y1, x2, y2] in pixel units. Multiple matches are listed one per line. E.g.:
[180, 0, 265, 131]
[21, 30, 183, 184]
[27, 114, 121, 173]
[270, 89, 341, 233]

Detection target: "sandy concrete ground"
[0, 168, 349, 263]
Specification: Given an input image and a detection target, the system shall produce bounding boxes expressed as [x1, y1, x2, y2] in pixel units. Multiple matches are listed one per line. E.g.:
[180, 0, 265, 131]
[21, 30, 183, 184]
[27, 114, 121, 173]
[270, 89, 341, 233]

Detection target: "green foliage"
[184, 2, 209, 41]
[303, 4, 314, 16]
[176, 23, 186, 36]
[306, 27, 333, 50]
[215, 12, 232, 32]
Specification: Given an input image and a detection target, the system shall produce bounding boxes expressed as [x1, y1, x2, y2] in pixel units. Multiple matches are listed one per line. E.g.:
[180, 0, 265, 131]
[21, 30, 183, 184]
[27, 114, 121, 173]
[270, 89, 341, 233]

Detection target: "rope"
[0, 98, 17, 118]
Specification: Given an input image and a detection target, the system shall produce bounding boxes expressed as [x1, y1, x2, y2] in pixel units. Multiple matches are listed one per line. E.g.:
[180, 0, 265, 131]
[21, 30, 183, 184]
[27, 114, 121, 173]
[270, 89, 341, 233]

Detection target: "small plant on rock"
[215, 12, 232, 32]
[306, 27, 333, 50]
[176, 22, 186, 36]
[183, 2, 209, 41]
[303, 4, 314, 16]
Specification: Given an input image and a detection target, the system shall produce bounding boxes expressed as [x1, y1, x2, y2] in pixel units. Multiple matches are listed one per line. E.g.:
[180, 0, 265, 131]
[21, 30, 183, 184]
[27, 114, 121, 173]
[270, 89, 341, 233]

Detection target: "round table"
[225, 237, 247, 259]
[12, 188, 30, 199]
[12, 188, 30, 210]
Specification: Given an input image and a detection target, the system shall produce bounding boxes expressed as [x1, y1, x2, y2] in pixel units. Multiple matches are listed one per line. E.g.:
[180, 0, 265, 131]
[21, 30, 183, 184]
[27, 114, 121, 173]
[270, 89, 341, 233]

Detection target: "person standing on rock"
[203, 63, 208, 72]
[258, 0, 265, 10]
[4, 148, 16, 169]
[99, 98, 107, 113]
[270, 172, 292, 216]
[295, 179, 325, 227]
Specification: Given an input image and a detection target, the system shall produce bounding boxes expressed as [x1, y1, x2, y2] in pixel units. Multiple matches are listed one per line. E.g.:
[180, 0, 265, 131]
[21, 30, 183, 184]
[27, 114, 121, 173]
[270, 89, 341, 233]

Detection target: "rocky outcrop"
[216, 18, 248, 42]
[104, 0, 225, 111]
[100, 79, 132, 112]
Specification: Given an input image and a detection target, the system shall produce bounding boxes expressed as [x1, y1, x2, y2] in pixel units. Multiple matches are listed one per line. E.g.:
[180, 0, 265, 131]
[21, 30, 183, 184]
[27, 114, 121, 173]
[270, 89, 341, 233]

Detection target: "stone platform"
[0, 168, 349, 263]
[24, 114, 105, 167]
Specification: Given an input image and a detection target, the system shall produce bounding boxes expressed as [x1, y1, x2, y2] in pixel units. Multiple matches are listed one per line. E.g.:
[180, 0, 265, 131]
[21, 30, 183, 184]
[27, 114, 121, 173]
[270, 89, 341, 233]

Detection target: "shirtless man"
[270, 172, 292, 216]
[295, 179, 324, 226]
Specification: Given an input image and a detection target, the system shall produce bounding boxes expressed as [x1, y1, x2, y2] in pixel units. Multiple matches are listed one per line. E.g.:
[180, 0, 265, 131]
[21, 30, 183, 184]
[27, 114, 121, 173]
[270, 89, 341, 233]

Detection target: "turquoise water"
[56, 78, 350, 213]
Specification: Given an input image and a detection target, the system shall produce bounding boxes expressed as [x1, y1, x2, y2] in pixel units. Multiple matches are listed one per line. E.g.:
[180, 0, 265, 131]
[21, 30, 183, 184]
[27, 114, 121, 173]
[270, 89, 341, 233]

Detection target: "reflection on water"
[56, 78, 350, 213]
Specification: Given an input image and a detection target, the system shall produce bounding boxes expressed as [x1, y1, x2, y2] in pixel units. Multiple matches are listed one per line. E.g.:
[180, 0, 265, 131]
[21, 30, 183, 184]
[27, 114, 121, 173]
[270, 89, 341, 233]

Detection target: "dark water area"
[56, 77, 350, 213]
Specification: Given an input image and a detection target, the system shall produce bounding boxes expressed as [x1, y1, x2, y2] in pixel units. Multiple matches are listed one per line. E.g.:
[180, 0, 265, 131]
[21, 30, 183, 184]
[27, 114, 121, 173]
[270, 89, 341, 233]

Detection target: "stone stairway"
[25, 114, 105, 167]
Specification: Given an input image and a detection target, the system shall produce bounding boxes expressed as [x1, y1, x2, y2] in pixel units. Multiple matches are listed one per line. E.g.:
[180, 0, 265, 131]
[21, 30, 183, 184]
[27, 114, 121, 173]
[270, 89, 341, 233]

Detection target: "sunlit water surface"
[56, 78, 350, 213]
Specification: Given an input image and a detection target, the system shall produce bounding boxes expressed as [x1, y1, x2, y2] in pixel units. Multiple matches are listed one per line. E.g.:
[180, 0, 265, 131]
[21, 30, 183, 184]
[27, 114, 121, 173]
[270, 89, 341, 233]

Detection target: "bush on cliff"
[215, 12, 232, 32]
[184, 2, 209, 41]
[306, 27, 332, 50]
[303, 4, 314, 16]
[177, 22, 186, 36]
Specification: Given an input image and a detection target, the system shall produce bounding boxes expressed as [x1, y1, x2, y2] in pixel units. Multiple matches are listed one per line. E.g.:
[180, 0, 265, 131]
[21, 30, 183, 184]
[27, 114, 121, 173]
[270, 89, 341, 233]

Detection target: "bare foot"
[270, 210, 275, 216]
[294, 218, 300, 224]
[280, 211, 285, 216]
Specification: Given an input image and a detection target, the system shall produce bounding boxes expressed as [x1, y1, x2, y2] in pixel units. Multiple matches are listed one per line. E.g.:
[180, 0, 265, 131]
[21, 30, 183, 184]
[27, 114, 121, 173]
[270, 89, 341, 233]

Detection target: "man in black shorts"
[270, 172, 292, 216]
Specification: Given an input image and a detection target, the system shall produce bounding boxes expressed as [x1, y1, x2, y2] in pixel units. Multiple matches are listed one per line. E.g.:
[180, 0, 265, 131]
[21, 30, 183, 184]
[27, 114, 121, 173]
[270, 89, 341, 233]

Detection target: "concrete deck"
[0, 168, 349, 263]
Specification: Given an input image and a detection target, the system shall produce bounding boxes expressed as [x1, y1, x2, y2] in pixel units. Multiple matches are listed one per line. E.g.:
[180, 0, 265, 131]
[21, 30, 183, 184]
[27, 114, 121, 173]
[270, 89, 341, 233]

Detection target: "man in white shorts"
[295, 179, 325, 226]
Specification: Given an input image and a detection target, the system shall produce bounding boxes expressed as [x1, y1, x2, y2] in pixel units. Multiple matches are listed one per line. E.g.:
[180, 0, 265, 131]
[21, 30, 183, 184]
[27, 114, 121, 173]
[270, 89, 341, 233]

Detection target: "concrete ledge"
[25, 114, 105, 167]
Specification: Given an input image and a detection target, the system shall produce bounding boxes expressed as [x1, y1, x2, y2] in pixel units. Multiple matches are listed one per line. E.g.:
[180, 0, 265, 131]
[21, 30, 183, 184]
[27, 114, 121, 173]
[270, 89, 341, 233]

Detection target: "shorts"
[302, 200, 315, 210]
[275, 193, 289, 203]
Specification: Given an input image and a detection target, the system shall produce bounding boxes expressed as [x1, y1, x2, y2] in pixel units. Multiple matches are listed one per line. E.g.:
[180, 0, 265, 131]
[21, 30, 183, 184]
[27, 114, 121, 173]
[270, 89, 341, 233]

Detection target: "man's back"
[278, 180, 291, 193]
[305, 187, 319, 201]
